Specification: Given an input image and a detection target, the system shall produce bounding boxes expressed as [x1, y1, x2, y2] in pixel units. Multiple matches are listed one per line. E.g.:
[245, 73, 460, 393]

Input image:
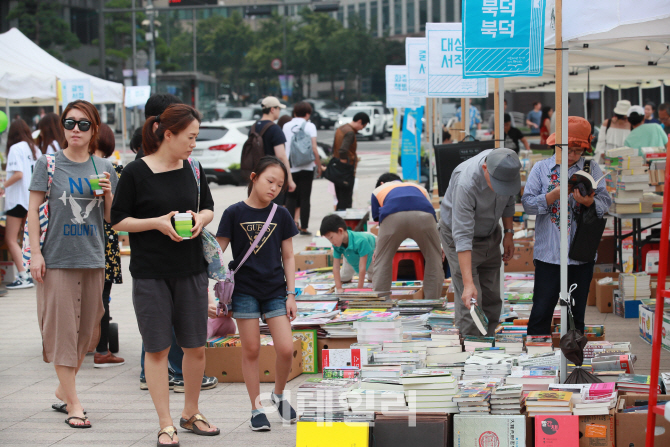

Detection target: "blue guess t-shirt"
[216, 201, 298, 299]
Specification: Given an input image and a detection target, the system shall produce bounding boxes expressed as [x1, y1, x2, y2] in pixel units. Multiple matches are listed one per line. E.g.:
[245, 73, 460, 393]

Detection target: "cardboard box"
[614, 290, 641, 319]
[505, 241, 534, 272]
[391, 288, 424, 300]
[589, 272, 619, 306]
[0, 261, 15, 284]
[596, 281, 618, 313]
[368, 222, 379, 236]
[204, 339, 302, 383]
[616, 394, 670, 447]
[316, 337, 357, 372]
[294, 252, 333, 271]
[594, 264, 615, 273]
[579, 411, 615, 447]
[639, 304, 654, 345]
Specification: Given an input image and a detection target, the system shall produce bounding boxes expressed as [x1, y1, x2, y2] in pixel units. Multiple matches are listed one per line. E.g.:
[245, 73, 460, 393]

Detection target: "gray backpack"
[289, 121, 315, 167]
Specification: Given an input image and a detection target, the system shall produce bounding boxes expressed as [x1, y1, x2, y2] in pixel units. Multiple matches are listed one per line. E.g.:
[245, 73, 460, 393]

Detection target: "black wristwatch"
[504, 229, 514, 235]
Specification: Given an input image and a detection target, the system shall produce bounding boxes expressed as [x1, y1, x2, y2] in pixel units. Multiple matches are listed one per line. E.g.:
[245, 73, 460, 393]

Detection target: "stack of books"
[354, 312, 403, 343]
[323, 367, 361, 379]
[494, 333, 524, 354]
[372, 350, 426, 367]
[572, 384, 617, 416]
[360, 365, 404, 380]
[453, 386, 492, 414]
[525, 390, 573, 417]
[296, 378, 357, 415]
[359, 377, 403, 392]
[619, 273, 652, 300]
[490, 384, 524, 415]
[506, 368, 559, 391]
[321, 314, 363, 338]
[616, 373, 662, 394]
[426, 344, 467, 364]
[347, 389, 407, 412]
[427, 309, 455, 328]
[401, 370, 459, 413]
[462, 352, 513, 380]
[525, 335, 554, 355]
[464, 336, 495, 352]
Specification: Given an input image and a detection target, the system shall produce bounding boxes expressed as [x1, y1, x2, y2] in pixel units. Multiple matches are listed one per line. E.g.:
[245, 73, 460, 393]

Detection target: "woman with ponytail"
[112, 104, 219, 445]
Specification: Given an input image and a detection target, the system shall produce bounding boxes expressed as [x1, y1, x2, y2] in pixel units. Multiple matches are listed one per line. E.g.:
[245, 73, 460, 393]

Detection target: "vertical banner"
[61, 79, 92, 105]
[389, 109, 401, 173]
[385, 65, 423, 109]
[401, 107, 424, 182]
[426, 23, 488, 98]
[406, 38, 428, 97]
[279, 75, 294, 98]
[462, 0, 546, 78]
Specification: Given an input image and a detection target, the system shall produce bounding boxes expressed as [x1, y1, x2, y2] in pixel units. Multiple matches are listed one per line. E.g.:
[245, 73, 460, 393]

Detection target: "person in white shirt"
[37, 112, 65, 155]
[282, 101, 322, 235]
[3, 118, 40, 289]
[593, 100, 631, 162]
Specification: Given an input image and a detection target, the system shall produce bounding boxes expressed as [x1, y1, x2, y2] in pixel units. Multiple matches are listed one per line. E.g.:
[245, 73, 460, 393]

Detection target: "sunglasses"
[62, 119, 92, 132]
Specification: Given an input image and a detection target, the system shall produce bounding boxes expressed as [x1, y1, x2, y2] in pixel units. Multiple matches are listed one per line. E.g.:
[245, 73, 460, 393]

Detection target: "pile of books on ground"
[525, 335, 554, 355]
[605, 148, 654, 213]
[453, 384, 492, 414]
[347, 388, 407, 412]
[336, 291, 394, 310]
[525, 390, 573, 417]
[354, 311, 403, 343]
[619, 272, 652, 300]
[572, 382, 618, 415]
[401, 370, 458, 413]
[296, 377, 357, 416]
[462, 351, 513, 381]
[616, 373, 663, 394]
[490, 384, 525, 415]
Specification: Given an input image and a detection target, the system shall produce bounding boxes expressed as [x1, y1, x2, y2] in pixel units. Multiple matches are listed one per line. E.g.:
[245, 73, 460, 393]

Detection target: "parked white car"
[350, 101, 393, 135]
[192, 120, 255, 185]
[336, 106, 385, 140]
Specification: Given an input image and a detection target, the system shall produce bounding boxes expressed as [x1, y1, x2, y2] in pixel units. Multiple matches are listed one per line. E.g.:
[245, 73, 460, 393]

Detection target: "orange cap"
[546, 116, 593, 152]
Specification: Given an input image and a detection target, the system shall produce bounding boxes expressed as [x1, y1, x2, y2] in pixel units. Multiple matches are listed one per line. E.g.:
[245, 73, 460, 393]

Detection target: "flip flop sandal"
[52, 403, 86, 415]
[157, 426, 179, 446]
[65, 416, 91, 429]
[179, 413, 220, 436]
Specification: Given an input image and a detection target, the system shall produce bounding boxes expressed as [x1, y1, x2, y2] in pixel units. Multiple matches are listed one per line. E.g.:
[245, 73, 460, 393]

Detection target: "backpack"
[241, 121, 274, 179]
[289, 121, 315, 168]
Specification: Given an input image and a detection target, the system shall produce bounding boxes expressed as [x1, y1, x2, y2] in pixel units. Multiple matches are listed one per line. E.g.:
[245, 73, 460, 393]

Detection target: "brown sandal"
[179, 413, 220, 436]
[157, 426, 179, 446]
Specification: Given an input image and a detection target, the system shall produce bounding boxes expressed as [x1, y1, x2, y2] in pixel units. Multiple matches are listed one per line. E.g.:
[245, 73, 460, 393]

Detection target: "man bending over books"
[522, 116, 612, 335]
[440, 149, 520, 336]
[370, 173, 444, 300]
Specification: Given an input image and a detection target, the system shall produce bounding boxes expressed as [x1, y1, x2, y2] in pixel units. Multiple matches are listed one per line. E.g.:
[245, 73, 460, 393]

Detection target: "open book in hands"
[568, 170, 606, 196]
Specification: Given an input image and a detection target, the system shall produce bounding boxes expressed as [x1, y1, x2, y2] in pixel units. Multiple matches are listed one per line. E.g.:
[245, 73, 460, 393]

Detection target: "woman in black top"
[112, 104, 220, 445]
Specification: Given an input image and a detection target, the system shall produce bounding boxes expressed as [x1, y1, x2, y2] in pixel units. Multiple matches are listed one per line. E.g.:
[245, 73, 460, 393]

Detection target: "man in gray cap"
[440, 148, 521, 336]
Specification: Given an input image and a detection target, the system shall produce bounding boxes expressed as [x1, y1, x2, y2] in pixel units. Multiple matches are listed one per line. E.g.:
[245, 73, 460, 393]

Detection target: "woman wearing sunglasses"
[28, 100, 118, 429]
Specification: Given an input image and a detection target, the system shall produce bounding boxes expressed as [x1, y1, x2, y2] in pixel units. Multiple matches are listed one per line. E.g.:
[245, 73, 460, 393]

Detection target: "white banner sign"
[385, 65, 423, 109]
[426, 22, 488, 98]
[124, 86, 152, 108]
[61, 79, 92, 104]
[406, 37, 427, 97]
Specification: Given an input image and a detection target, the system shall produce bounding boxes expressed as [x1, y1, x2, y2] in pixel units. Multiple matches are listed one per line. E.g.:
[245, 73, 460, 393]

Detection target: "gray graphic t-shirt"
[30, 151, 118, 269]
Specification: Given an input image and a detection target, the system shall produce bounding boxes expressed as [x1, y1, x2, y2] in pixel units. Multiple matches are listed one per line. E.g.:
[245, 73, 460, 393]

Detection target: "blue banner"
[400, 107, 424, 182]
[462, 0, 546, 78]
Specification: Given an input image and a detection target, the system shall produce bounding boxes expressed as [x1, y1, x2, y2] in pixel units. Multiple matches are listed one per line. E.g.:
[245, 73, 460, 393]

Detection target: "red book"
[535, 415, 579, 446]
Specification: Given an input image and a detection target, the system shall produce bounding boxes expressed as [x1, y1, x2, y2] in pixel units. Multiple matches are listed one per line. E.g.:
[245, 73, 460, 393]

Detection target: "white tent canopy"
[493, 1, 670, 92]
[0, 28, 123, 105]
[0, 60, 57, 102]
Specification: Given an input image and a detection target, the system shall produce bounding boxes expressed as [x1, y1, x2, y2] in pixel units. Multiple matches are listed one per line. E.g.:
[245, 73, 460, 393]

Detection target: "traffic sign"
[271, 58, 282, 71]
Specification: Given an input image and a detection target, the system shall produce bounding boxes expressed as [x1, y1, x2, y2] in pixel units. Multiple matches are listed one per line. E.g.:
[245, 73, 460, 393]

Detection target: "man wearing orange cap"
[521, 117, 612, 336]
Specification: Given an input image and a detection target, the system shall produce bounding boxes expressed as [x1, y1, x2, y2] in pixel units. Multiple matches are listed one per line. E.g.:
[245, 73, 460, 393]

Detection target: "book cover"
[535, 415, 579, 446]
[469, 299, 489, 335]
[454, 415, 525, 447]
[568, 170, 606, 195]
[526, 391, 572, 405]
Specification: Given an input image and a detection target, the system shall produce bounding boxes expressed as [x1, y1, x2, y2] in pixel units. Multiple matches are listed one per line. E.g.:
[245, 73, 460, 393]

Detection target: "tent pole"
[556, 0, 569, 384]
[638, 86, 643, 106]
[662, 83, 665, 104]
[463, 98, 470, 140]
[583, 91, 588, 121]
[5, 99, 9, 123]
[618, 85, 622, 101]
[601, 86, 605, 125]
[495, 78, 505, 298]
[121, 86, 127, 154]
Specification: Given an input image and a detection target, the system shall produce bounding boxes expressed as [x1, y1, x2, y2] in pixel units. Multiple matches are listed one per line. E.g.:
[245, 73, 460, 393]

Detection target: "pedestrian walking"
[332, 112, 369, 210]
[624, 105, 668, 154]
[92, 123, 125, 368]
[594, 100, 631, 162]
[29, 100, 117, 428]
[112, 104, 220, 445]
[133, 93, 183, 160]
[36, 112, 64, 154]
[523, 117, 612, 335]
[539, 106, 553, 145]
[248, 96, 295, 205]
[440, 149, 520, 336]
[456, 99, 482, 138]
[283, 101, 322, 235]
[215, 156, 299, 432]
[526, 102, 542, 135]
[3, 118, 39, 289]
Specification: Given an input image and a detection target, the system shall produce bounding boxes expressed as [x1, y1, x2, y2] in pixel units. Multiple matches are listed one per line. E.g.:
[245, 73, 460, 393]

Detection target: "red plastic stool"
[392, 251, 425, 281]
[344, 219, 360, 230]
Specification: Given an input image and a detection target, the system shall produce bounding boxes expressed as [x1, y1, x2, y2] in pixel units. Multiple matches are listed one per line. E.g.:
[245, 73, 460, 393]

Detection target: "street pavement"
[2, 139, 669, 446]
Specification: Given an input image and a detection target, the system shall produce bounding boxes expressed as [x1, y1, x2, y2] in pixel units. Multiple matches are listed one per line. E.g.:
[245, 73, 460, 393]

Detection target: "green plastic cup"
[174, 213, 193, 239]
[89, 174, 105, 196]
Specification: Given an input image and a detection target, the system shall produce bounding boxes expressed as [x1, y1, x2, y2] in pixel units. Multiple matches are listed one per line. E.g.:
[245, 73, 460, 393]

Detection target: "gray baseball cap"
[486, 148, 521, 196]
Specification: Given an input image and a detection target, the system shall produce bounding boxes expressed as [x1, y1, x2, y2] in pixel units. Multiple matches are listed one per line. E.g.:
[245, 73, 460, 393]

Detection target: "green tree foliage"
[7, 1, 80, 60]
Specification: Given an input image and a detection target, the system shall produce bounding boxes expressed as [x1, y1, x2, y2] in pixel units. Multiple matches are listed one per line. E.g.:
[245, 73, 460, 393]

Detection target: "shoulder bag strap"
[187, 157, 201, 213]
[233, 203, 277, 274]
[45, 154, 55, 200]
